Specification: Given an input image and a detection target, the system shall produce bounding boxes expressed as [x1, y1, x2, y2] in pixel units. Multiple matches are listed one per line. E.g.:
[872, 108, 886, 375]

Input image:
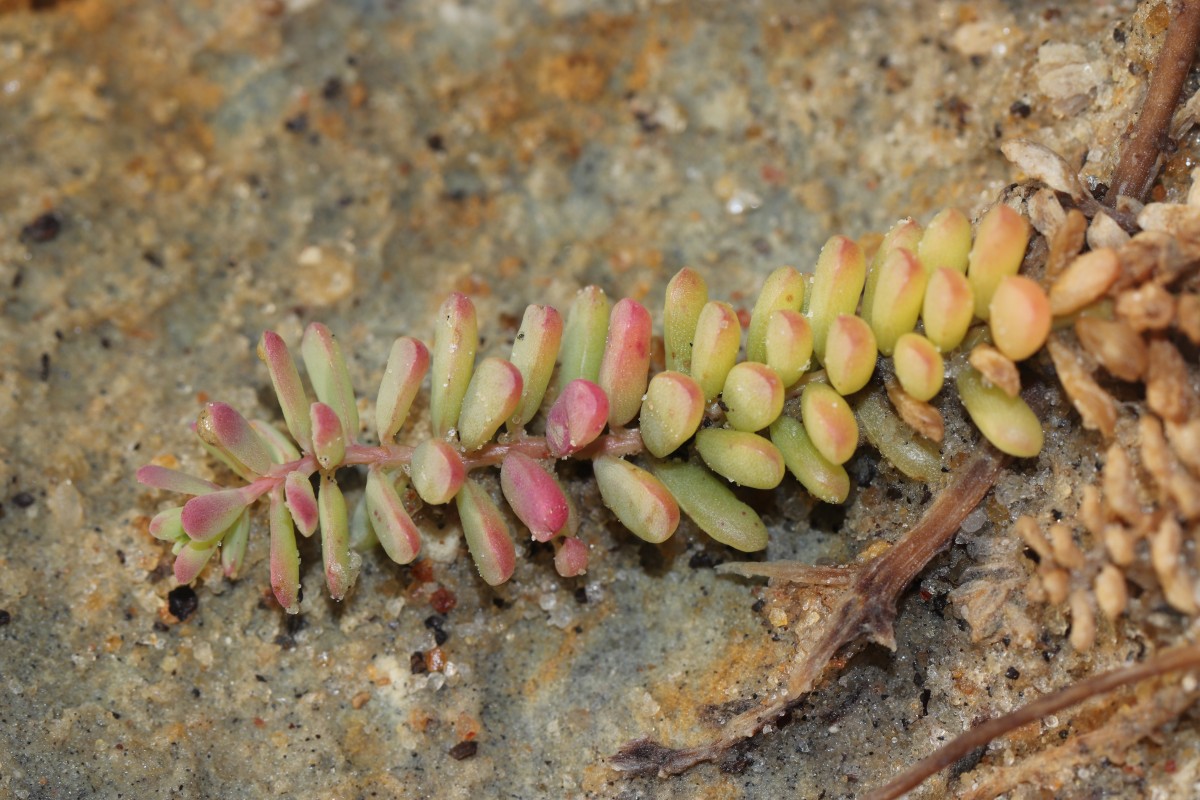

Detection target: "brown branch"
[862, 641, 1200, 800]
[611, 442, 1009, 777]
[1110, 0, 1200, 203]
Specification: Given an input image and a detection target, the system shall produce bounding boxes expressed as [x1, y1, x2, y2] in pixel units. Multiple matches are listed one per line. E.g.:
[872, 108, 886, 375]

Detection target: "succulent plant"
[140, 198, 1076, 610]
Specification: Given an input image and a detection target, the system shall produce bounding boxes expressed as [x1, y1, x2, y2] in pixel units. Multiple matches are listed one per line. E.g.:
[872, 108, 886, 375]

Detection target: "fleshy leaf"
[348, 491, 378, 552]
[558, 285, 609, 386]
[376, 336, 430, 443]
[922, 267, 975, 352]
[137, 466, 219, 496]
[690, 301, 742, 402]
[593, 455, 680, 544]
[862, 217, 922, 329]
[181, 487, 255, 542]
[250, 420, 302, 463]
[967, 204, 1030, 320]
[892, 333, 944, 402]
[508, 305, 563, 429]
[747, 266, 805, 364]
[808, 235, 866, 362]
[823, 315, 878, 395]
[456, 479, 517, 586]
[651, 459, 768, 552]
[639, 371, 705, 458]
[410, 439, 467, 504]
[917, 207, 971, 275]
[220, 509, 251, 578]
[597, 298, 653, 428]
[663, 268, 708, 373]
[195, 402, 272, 479]
[867, 248, 927, 356]
[149, 506, 187, 542]
[554, 536, 588, 577]
[430, 292, 478, 439]
[258, 330, 313, 451]
[770, 416, 850, 504]
[319, 473, 361, 600]
[174, 539, 219, 585]
[365, 466, 422, 564]
[695, 429, 785, 490]
[458, 357, 523, 451]
[269, 486, 301, 614]
[310, 401, 347, 470]
[801, 383, 859, 465]
[500, 451, 570, 542]
[956, 367, 1044, 458]
[722, 362, 784, 432]
[300, 322, 359, 439]
[764, 309, 812, 387]
[284, 470, 319, 537]
[545, 379, 609, 458]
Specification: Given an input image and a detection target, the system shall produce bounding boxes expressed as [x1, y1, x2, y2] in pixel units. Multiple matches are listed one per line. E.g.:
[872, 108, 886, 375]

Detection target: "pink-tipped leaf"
[174, 539, 219, 585]
[181, 487, 255, 542]
[430, 292, 478, 438]
[545, 379, 609, 457]
[258, 330, 313, 451]
[593, 455, 680, 544]
[554, 536, 589, 577]
[597, 298, 652, 427]
[319, 473, 361, 600]
[137, 466, 219, 496]
[268, 486, 302, 614]
[500, 451, 570, 541]
[300, 322, 359, 439]
[310, 401, 346, 470]
[457, 357, 523, 451]
[195, 402, 272, 479]
[456, 479, 517, 586]
[376, 336, 430, 443]
[220, 509, 251, 578]
[365, 466, 422, 565]
[284, 470, 319, 537]
[508, 305, 563, 429]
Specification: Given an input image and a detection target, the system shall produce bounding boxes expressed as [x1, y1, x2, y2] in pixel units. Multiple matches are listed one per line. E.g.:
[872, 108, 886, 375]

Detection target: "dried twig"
[863, 641, 1200, 800]
[1110, 0, 1200, 202]
[611, 443, 1009, 776]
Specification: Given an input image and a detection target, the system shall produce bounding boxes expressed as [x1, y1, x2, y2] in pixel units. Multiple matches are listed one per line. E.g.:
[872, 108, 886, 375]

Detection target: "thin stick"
[863, 641, 1200, 800]
[1110, 0, 1200, 202]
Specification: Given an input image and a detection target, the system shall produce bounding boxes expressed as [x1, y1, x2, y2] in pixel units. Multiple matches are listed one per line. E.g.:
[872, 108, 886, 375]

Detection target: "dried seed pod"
[181, 486, 256, 542]
[500, 451, 570, 542]
[457, 357, 523, 451]
[1079, 484, 1104, 538]
[269, 486, 301, 614]
[456, 479, 517, 586]
[1094, 564, 1128, 621]
[956, 367, 1043, 458]
[558, 285, 609, 386]
[1102, 444, 1141, 524]
[747, 266, 806, 363]
[639, 371, 705, 458]
[1073, 317, 1146, 381]
[196, 402, 272, 480]
[1068, 588, 1096, 652]
[892, 333, 944, 402]
[922, 267, 975, 353]
[365, 467, 422, 564]
[220, 509, 251, 578]
[1116, 282, 1175, 332]
[1146, 339, 1194, 423]
[1103, 523, 1136, 567]
[663, 268, 708, 373]
[808, 235, 866, 361]
[1048, 248, 1120, 317]
[259, 330, 313, 450]
[376, 337, 430, 443]
[867, 248, 927, 356]
[770, 415, 850, 504]
[1045, 336, 1117, 438]
[722, 362, 785, 432]
[430, 293, 478, 438]
[1176, 292, 1200, 345]
[695, 429, 786, 490]
[544, 379, 609, 458]
[409, 439, 467, 505]
[1150, 516, 1198, 614]
[690, 301, 742, 402]
[917, 207, 971, 275]
[967, 204, 1030, 320]
[1087, 209, 1130, 251]
[1013, 515, 1053, 562]
[801, 382, 859, 465]
[507, 305, 563, 429]
[885, 378, 944, 443]
[1048, 523, 1085, 570]
[592, 455, 679, 544]
[989, 275, 1051, 361]
[1139, 414, 1173, 500]
[319, 473, 361, 601]
[554, 536, 588, 577]
[824, 315, 878, 395]
[311, 401, 347, 470]
[1165, 419, 1200, 475]
[301, 322, 360, 439]
[1043, 208, 1087, 283]
[764, 309, 813, 388]
[968, 343, 1021, 399]
[862, 218, 922, 328]
[284, 470, 319, 537]
[652, 459, 769, 552]
[855, 389, 942, 481]
[598, 298, 653, 428]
